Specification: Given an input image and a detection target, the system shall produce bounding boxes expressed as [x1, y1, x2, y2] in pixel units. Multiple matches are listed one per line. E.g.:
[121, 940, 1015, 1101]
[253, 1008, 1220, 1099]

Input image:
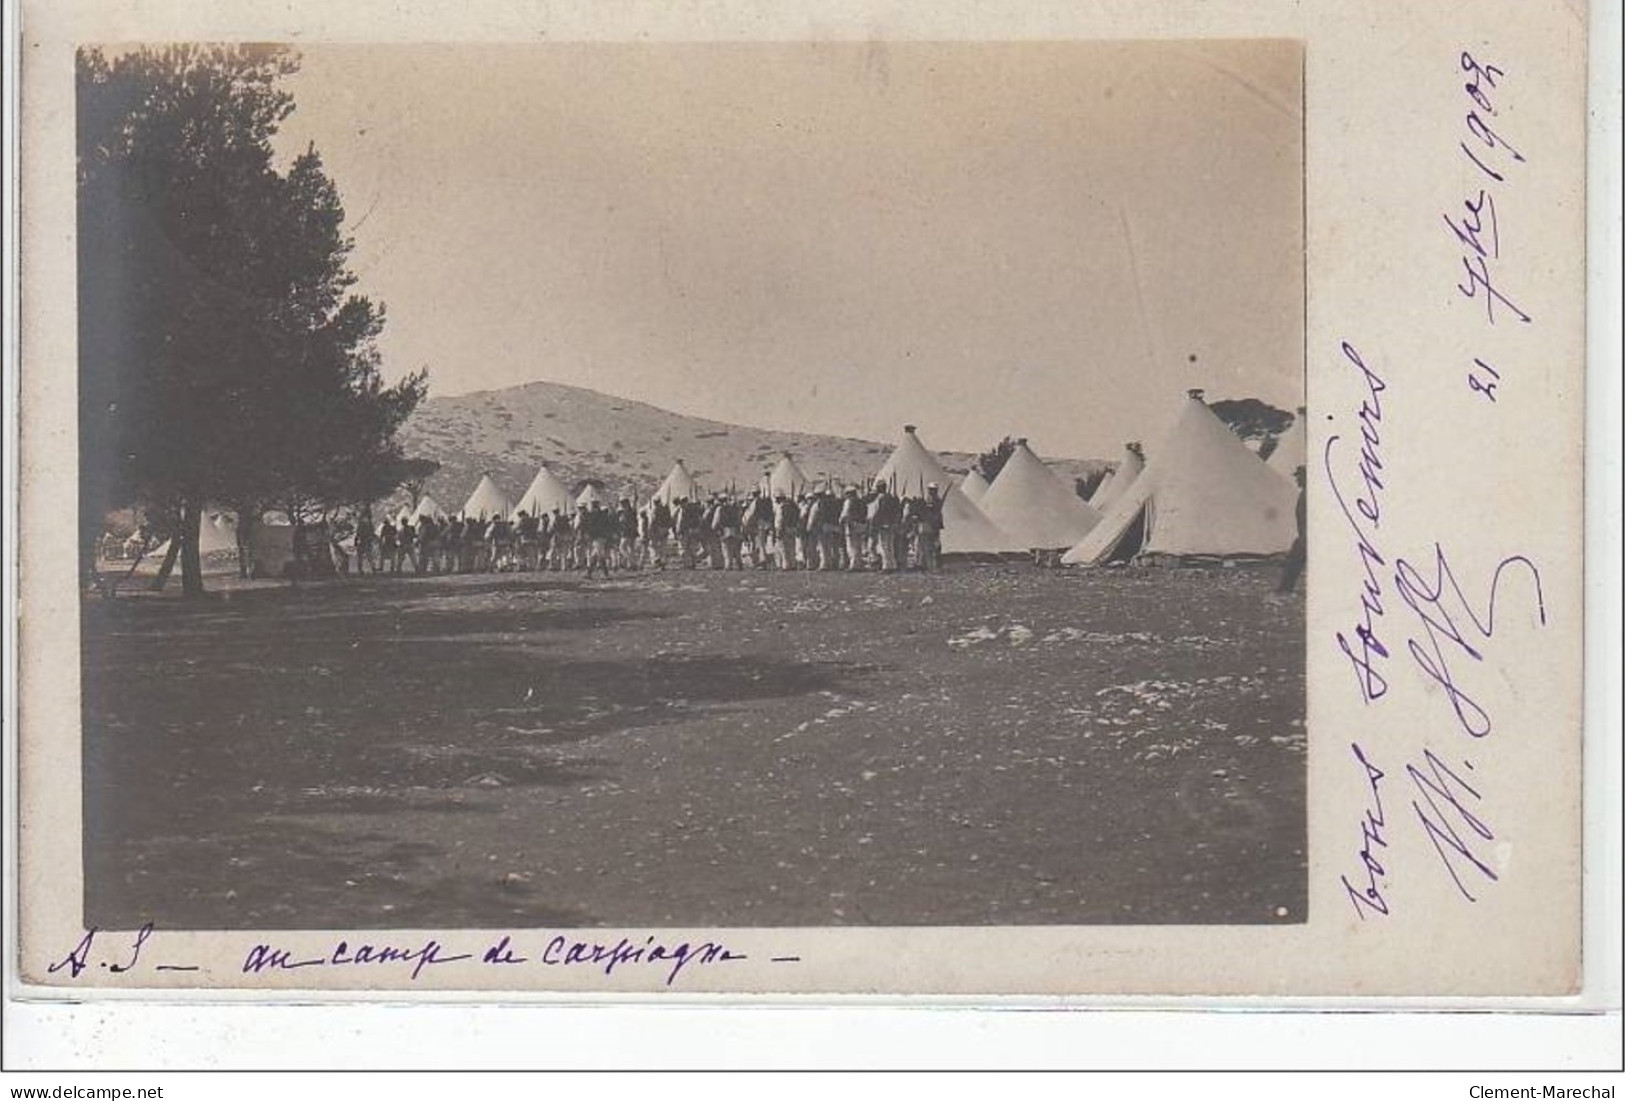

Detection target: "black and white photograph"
[10, 0, 1614, 1085]
[71, 39, 1310, 936]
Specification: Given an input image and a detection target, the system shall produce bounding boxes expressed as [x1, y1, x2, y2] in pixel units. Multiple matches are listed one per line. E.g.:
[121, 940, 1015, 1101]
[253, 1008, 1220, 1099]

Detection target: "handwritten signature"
[46, 923, 199, 979]
[1408, 749, 1498, 902]
[1394, 544, 1546, 738]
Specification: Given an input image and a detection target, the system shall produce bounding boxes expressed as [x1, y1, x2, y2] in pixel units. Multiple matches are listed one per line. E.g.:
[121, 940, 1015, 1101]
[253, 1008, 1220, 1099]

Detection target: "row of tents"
[419, 391, 1308, 565]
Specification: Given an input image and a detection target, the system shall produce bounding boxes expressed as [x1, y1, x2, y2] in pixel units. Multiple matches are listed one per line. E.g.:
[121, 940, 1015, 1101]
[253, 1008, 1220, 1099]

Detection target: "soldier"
[670, 497, 697, 569]
[772, 494, 801, 570]
[583, 502, 613, 579]
[515, 510, 539, 570]
[1276, 466, 1308, 595]
[463, 514, 487, 572]
[744, 490, 775, 568]
[354, 515, 377, 574]
[714, 494, 744, 570]
[397, 518, 419, 573]
[417, 515, 440, 574]
[489, 512, 515, 571]
[616, 498, 640, 571]
[644, 499, 673, 569]
[840, 487, 868, 571]
[868, 481, 901, 572]
[914, 483, 945, 571]
[379, 519, 399, 573]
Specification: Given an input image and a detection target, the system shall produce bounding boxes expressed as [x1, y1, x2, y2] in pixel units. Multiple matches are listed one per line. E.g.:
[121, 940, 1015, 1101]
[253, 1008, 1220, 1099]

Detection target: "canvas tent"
[653, 460, 701, 504]
[766, 453, 810, 498]
[412, 494, 448, 522]
[461, 474, 513, 521]
[874, 426, 1021, 554]
[978, 440, 1101, 550]
[960, 469, 990, 503]
[1088, 444, 1144, 511]
[575, 483, 606, 509]
[516, 465, 575, 518]
[197, 512, 238, 555]
[1062, 394, 1297, 565]
[1267, 411, 1307, 478]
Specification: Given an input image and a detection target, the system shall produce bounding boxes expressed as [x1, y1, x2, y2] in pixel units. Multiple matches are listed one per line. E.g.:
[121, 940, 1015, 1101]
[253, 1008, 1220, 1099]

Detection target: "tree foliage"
[1208, 398, 1293, 447]
[77, 45, 428, 595]
[974, 437, 1019, 483]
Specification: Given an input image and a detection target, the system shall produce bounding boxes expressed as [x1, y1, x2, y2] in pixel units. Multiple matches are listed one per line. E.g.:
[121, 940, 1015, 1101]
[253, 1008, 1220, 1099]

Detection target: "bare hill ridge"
[399, 379, 1111, 509]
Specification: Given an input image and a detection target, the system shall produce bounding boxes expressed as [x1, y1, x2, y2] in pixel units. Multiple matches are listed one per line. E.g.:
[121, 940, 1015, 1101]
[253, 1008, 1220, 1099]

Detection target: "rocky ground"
[81, 562, 1305, 929]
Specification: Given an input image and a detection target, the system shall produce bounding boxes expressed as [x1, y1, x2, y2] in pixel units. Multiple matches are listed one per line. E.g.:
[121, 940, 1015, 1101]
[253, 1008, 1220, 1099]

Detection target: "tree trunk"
[149, 537, 180, 591]
[235, 509, 258, 579]
[179, 497, 205, 598]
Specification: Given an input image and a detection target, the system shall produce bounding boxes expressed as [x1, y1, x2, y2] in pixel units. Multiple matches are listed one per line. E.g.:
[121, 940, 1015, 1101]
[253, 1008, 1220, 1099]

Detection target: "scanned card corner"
[13, 0, 1590, 1001]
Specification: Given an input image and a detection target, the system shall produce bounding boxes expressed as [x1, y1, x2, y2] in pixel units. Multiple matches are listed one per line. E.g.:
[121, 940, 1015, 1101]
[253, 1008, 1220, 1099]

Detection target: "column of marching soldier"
[351, 481, 948, 577]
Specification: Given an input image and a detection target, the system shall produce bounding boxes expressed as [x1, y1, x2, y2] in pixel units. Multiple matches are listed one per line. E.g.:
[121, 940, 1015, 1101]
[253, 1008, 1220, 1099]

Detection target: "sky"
[275, 40, 1303, 456]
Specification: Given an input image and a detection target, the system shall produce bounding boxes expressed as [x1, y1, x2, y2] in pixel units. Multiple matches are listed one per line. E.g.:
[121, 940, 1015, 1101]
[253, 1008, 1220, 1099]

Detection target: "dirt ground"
[81, 562, 1306, 929]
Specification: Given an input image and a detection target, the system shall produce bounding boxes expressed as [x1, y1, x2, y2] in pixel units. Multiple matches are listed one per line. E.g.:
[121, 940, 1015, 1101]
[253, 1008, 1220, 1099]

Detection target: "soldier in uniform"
[868, 481, 901, 573]
[840, 487, 868, 571]
[715, 494, 744, 570]
[489, 512, 515, 571]
[397, 518, 419, 573]
[914, 483, 945, 571]
[379, 519, 399, 573]
[464, 514, 487, 572]
[616, 498, 640, 571]
[354, 515, 377, 574]
[583, 502, 614, 579]
[772, 494, 800, 570]
[417, 515, 440, 574]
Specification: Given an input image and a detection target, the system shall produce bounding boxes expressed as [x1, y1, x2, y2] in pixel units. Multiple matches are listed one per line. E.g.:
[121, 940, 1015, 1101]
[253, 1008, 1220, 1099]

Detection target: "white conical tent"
[461, 474, 512, 521]
[1267, 414, 1307, 478]
[575, 483, 605, 508]
[395, 506, 414, 526]
[517, 465, 575, 517]
[960, 469, 990, 503]
[874, 427, 1020, 554]
[978, 441, 1102, 550]
[1062, 396, 1297, 565]
[412, 494, 448, 522]
[654, 461, 700, 504]
[767, 453, 810, 497]
[1088, 445, 1144, 511]
[197, 512, 238, 554]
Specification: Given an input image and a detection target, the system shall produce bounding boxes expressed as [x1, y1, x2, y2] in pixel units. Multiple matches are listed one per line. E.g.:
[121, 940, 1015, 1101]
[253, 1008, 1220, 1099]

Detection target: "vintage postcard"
[10, 0, 1599, 1004]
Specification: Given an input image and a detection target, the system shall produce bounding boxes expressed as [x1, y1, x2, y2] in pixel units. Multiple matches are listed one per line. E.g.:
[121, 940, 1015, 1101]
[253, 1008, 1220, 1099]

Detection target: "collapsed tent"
[461, 474, 513, 520]
[959, 469, 990, 503]
[1088, 444, 1143, 511]
[873, 426, 1021, 554]
[1267, 411, 1307, 478]
[978, 440, 1101, 550]
[766, 453, 810, 498]
[653, 460, 701, 504]
[516, 465, 575, 517]
[1062, 394, 1298, 565]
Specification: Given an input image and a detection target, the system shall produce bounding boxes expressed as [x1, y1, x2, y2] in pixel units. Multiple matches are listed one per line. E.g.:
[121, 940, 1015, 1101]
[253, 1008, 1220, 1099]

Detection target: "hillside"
[396, 380, 1111, 511]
